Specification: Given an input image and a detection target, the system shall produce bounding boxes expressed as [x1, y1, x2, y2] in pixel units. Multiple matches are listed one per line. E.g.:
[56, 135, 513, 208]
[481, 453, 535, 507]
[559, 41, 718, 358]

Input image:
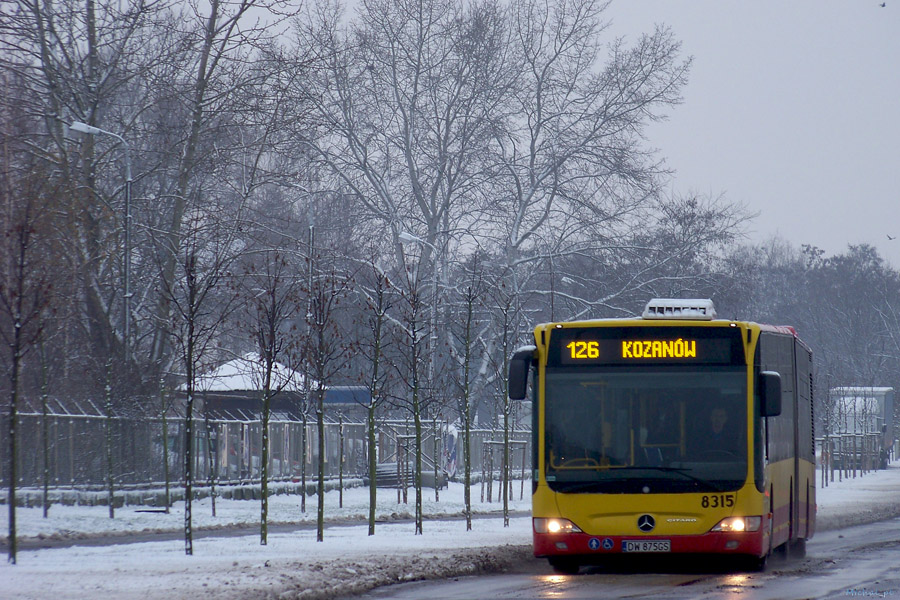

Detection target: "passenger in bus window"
[641, 402, 678, 465]
[646, 403, 677, 443]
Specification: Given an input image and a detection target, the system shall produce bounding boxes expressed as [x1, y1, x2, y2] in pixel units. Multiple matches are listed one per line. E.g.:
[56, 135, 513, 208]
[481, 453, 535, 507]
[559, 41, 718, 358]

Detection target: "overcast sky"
[607, 1, 900, 267]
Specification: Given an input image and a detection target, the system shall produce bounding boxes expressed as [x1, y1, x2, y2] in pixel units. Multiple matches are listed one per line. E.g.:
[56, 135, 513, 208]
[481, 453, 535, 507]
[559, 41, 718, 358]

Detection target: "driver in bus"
[709, 407, 728, 442]
[696, 407, 741, 457]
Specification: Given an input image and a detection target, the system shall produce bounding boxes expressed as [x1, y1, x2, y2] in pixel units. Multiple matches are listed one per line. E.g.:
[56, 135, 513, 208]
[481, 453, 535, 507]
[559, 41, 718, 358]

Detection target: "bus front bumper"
[534, 529, 767, 558]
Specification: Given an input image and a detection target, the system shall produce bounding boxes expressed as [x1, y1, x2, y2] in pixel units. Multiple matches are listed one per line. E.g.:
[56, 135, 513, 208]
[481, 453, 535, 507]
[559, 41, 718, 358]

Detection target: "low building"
[828, 386, 895, 468]
[190, 354, 372, 420]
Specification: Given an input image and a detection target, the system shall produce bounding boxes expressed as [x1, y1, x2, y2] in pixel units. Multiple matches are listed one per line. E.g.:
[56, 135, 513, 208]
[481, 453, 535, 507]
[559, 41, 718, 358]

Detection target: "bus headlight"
[534, 518, 583, 534]
[710, 516, 762, 532]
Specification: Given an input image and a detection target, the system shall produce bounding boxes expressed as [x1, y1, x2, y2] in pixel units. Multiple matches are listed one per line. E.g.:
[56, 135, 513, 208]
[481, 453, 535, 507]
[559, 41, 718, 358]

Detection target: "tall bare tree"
[354, 259, 395, 535]
[389, 255, 432, 535]
[0, 0, 180, 400]
[236, 248, 304, 545]
[155, 203, 243, 555]
[0, 154, 54, 564]
[450, 255, 489, 531]
[302, 252, 354, 542]
[147, 0, 299, 380]
[293, 0, 515, 420]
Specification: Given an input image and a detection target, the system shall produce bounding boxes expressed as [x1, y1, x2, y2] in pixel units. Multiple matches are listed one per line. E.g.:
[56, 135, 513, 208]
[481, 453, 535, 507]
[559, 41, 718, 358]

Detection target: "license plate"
[622, 540, 671, 553]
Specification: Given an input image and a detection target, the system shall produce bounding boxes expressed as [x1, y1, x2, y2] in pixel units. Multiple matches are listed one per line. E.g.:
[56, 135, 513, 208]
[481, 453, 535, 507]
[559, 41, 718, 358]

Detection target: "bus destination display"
[567, 338, 699, 360]
[550, 326, 743, 366]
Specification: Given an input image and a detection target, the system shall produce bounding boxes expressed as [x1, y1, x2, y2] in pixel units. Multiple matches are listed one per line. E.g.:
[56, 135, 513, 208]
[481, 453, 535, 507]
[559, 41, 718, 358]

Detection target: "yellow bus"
[508, 299, 815, 573]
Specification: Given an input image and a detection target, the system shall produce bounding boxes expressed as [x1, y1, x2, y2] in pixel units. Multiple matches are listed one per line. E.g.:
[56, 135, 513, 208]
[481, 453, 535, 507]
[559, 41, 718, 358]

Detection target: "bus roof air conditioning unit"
[642, 298, 717, 321]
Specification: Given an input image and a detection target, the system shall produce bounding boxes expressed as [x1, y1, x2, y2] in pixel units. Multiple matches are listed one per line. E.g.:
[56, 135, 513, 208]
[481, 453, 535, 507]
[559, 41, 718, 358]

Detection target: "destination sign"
[549, 326, 743, 366]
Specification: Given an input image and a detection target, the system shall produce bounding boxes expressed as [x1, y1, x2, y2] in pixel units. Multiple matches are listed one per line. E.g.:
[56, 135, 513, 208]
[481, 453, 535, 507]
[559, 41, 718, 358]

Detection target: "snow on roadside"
[2, 517, 534, 600]
[814, 462, 900, 531]
[3, 482, 533, 600]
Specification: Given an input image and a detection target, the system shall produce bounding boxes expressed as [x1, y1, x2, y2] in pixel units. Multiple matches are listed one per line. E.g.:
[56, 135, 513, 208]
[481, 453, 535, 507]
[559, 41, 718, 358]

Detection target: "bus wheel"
[548, 557, 580, 575]
[742, 554, 767, 572]
[789, 538, 807, 559]
[772, 542, 789, 561]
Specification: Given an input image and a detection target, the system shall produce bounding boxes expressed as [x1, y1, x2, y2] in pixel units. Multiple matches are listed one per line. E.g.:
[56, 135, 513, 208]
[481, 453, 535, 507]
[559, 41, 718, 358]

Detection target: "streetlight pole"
[69, 121, 132, 362]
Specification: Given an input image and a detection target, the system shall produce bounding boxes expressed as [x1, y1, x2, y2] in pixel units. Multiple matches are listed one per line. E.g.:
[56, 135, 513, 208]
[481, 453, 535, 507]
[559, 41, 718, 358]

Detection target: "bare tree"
[302, 253, 354, 542]
[0, 156, 54, 564]
[297, 0, 511, 245]
[390, 257, 432, 535]
[450, 255, 489, 531]
[1, 0, 179, 400]
[236, 248, 304, 545]
[466, 0, 694, 349]
[483, 269, 521, 527]
[354, 259, 395, 535]
[492, 0, 688, 261]
[293, 0, 515, 420]
[147, 0, 299, 376]
[155, 204, 243, 555]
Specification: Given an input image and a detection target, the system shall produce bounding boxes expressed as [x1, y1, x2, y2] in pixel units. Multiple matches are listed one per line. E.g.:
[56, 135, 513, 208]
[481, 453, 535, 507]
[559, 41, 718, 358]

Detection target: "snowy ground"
[4, 464, 900, 600]
[8, 479, 531, 542]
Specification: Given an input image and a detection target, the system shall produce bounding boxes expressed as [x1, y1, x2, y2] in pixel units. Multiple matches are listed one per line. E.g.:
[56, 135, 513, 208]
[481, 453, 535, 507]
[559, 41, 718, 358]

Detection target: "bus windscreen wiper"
[613, 466, 726, 492]
[554, 467, 725, 493]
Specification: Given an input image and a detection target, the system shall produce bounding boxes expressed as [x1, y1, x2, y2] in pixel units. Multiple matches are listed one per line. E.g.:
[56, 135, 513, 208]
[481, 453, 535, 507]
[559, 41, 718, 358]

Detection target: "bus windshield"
[544, 367, 748, 494]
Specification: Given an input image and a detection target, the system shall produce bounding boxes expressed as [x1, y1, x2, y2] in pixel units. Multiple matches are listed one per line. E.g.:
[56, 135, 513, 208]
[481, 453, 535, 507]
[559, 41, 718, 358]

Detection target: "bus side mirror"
[759, 371, 782, 417]
[508, 346, 536, 401]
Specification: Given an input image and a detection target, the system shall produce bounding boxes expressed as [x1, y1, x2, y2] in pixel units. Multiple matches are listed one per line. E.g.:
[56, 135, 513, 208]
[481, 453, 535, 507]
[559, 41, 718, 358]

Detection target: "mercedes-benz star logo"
[637, 514, 656, 532]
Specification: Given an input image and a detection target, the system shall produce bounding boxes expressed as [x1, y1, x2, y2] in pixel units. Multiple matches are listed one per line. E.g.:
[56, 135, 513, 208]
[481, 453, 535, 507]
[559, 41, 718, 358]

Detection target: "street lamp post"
[69, 121, 132, 362]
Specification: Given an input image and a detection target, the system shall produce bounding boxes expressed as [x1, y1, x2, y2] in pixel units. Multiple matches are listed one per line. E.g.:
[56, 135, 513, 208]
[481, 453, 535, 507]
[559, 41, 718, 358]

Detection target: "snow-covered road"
[3, 464, 900, 599]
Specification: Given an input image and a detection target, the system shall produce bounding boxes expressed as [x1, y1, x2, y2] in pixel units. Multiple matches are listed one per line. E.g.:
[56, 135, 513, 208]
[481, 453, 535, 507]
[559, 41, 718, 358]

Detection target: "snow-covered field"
[4, 464, 900, 600]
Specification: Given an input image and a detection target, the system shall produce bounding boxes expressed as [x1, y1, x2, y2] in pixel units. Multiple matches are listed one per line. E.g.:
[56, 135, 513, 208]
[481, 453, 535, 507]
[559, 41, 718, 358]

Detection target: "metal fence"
[816, 433, 892, 486]
[1, 411, 531, 501]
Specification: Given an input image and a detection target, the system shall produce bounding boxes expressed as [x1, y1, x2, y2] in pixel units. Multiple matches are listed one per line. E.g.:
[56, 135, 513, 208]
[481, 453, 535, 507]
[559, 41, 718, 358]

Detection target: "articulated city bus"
[508, 299, 815, 573]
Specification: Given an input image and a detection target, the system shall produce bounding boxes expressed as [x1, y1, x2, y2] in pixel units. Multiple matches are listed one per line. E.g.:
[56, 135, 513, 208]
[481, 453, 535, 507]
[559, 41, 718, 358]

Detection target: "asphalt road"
[351, 517, 900, 599]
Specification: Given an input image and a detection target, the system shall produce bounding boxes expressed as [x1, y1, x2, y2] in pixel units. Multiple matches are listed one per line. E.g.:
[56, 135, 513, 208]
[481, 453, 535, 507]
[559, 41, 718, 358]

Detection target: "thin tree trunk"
[162, 408, 171, 513]
[40, 343, 50, 519]
[316, 388, 325, 542]
[301, 412, 307, 513]
[367, 402, 377, 536]
[7, 351, 19, 564]
[184, 319, 195, 555]
[433, 417, 439, 502]
[414, 393, 423, 535]
[502, 402, 510, 527]
[205, 411, 217, 518]
[366, 280, 384, 536]
[464, 407, 471, 531]
[261, 389, 270, 545]
[105, 360, 115, 519]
